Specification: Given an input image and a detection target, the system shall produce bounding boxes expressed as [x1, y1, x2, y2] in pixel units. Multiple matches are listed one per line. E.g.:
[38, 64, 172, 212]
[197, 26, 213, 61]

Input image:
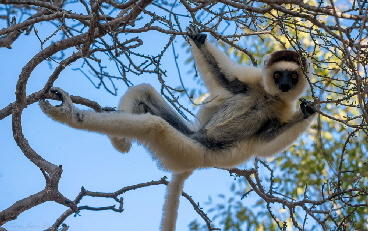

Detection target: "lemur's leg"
[109, 84, 192, 153]
[115, 85, 196, 230]
[39, 87, 204, 171]
[255, 99, 319, 157]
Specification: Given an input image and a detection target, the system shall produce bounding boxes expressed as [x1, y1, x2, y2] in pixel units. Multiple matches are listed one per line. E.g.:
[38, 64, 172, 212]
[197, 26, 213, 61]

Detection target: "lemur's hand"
[300, 98, 320, 119]
[39, 87, 83, 126]
[186, 25, 207, 48]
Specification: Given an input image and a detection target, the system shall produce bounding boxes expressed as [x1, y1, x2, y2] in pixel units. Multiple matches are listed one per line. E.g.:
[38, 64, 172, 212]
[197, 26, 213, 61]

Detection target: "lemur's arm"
[255, 100, 319, 157]
[187, 25, 260, 94]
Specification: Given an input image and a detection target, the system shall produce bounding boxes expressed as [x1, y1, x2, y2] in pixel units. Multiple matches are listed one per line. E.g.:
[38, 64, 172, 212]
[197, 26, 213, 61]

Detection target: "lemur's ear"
[261, 54, 272, 67]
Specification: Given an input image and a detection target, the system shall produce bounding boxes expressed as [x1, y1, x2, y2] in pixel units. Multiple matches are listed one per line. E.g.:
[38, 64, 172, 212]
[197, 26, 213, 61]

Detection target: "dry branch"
[0, 0, 367, 230]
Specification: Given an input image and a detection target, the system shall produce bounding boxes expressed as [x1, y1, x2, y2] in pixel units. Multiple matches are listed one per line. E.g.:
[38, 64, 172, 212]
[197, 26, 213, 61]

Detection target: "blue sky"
[0, 17, 247, 231]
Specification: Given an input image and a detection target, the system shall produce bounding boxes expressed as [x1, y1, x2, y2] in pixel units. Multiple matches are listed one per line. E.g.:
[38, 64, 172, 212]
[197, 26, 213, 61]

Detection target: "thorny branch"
[0, 0, 154, 226]
[0, 0, 367, 230]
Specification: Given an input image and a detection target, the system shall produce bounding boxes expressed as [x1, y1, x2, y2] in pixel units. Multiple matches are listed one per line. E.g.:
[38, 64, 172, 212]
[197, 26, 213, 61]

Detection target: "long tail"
[160, 171, 193, 231]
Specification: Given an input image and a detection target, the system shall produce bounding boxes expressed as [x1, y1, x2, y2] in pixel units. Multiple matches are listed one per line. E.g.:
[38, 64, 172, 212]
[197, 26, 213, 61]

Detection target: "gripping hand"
[39, 87, 82, 126]
[300, 99, 319, 119]
[186, 25, 207, 48]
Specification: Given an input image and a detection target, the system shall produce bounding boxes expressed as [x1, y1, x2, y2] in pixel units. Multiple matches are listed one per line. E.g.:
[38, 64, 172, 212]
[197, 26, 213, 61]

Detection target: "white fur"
[160, 171, 192, 231]
[189, 40, 232, 101]
[39, 37, 316, 231]
[255, 114, 314, 157]
[42, 101, 259, 171]
[261, 59, 310, 102]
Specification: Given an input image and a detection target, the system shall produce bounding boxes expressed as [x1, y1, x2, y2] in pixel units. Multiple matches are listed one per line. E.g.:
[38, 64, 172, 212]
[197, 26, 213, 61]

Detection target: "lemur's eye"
[291, 73, 298, 78]
[273, 73, 280, 78]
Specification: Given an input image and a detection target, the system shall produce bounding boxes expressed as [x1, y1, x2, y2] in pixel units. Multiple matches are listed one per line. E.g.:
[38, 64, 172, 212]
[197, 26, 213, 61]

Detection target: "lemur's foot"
[300, 98, 320, 119]
[39, 87, 82, 124]
[186, 24, 207, 47]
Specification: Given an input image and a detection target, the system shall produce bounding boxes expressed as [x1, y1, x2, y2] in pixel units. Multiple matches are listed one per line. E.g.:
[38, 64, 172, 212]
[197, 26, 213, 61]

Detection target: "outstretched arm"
[187, 25, 261, 95]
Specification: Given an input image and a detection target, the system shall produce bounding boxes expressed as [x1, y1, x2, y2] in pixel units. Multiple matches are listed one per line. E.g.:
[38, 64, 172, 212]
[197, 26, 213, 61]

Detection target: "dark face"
[273, 70, 299, 92]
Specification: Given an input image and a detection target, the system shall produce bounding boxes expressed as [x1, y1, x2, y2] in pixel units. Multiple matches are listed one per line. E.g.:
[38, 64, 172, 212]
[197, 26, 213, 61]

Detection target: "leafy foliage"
[187, 1, 367, 230]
